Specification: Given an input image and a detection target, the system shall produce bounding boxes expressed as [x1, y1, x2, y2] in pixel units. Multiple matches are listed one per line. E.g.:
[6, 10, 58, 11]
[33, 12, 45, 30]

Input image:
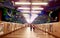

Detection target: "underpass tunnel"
[0, 0, 60, 38]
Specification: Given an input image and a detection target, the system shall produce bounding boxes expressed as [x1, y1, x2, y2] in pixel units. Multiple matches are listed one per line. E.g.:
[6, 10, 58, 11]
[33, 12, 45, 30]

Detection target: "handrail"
[0, 26, 26, 37]
[34, 26, 60, 38]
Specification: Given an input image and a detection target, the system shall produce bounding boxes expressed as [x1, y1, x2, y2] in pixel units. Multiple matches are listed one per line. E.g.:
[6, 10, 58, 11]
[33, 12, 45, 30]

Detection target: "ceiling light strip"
[15, 2, 48, 5]
[18, 7, 44, 10]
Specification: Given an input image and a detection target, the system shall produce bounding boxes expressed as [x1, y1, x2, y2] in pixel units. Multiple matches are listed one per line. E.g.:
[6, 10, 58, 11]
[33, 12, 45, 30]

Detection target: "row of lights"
[21, 11, 41, 14]
[14, 2, 48, 23]
[18, 7, 44, 10]
[23, 14, 38, 23]
[15, 2, 48, 5]
[15, 2, 48, 13]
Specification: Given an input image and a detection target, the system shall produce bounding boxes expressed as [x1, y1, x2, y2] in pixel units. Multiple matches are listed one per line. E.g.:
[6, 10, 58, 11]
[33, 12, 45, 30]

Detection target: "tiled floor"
[1, 27, 55, 38]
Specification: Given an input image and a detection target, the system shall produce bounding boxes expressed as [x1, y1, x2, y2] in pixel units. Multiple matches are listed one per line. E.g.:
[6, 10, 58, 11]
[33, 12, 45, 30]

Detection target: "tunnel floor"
[1, 27, 55, 38]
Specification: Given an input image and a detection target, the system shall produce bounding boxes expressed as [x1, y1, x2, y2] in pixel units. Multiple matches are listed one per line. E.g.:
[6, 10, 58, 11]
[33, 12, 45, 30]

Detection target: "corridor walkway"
[1, 27, 55, 38]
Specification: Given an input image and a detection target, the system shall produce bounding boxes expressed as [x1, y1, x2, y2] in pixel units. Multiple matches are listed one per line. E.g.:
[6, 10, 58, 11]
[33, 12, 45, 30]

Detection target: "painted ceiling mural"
[0, 0, 60, 23]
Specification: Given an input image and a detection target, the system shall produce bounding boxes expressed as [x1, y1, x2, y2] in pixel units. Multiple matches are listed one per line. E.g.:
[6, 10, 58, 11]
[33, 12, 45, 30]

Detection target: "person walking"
[30, 24, 33, 31]
[33, 25, 35, 31]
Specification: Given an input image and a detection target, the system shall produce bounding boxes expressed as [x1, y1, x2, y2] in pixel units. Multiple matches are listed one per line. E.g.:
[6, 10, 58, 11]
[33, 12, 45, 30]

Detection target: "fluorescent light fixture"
[15, 2, 48, 5]
[15, 2, 30, 5]
[18, 7, 30, 9]
[31, 11, 41, 14]
[32, 2, 48, 5]
[23, 14, 30, 23]
[18, 7, 43, 10]
[30, 14, 38, 23]
[23, 14, 38, 23]
[23, 14, 30, 18]
[21, 11, 30, 13]
[32, 8, 44, 10]
[21, 11, 41, 14]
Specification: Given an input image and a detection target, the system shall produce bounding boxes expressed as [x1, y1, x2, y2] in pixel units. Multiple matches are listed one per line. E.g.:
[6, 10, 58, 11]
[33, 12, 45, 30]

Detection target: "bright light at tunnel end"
[23, 14, 38, 23]
[30, 14, 38, 23]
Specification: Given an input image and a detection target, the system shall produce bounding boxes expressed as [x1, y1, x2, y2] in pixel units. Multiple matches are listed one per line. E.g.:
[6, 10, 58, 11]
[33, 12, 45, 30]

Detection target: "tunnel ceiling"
[10, 0, 60, 23]
[10, 0, 60, 13]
